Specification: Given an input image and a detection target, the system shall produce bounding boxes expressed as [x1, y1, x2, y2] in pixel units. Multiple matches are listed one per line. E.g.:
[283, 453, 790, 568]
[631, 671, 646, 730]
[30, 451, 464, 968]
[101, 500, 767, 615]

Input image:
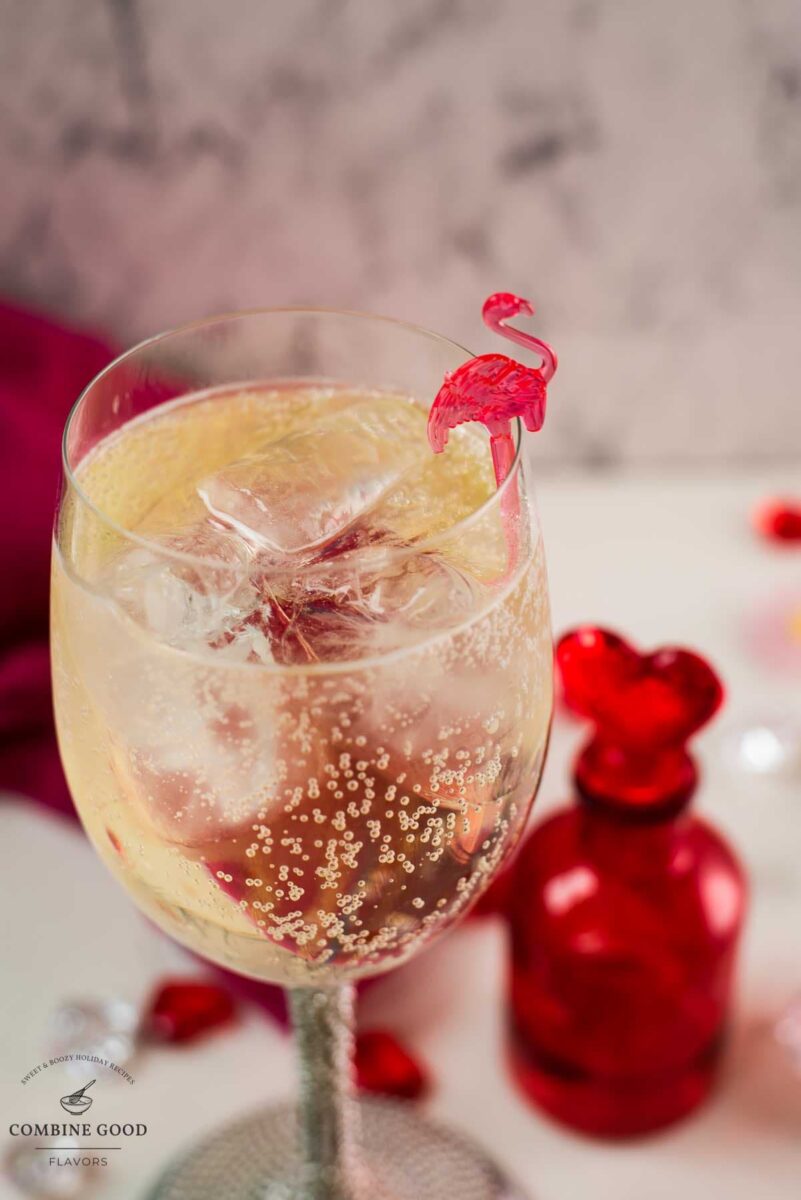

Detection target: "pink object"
[744, 590, 801, 676]
[752, 497, 801, 543]
[507, 627, 746, 1137]
[427, 292, 557, 486]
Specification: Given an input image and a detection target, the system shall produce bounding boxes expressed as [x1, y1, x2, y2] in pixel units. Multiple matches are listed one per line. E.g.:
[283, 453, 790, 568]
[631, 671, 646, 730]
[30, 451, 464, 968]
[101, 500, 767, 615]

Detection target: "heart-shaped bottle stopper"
[557, 628, 723, 748]
[556, 627, 724, 814]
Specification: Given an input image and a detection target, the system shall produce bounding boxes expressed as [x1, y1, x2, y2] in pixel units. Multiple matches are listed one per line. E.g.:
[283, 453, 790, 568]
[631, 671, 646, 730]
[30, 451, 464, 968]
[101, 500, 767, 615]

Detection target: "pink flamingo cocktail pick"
[427, 293, 557, 577]
[427, 292, 557, 486]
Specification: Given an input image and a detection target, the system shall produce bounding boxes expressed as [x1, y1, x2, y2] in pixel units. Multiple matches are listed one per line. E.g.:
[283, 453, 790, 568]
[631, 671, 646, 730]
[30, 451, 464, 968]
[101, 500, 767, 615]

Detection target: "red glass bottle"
[507, 629, 747, 1137]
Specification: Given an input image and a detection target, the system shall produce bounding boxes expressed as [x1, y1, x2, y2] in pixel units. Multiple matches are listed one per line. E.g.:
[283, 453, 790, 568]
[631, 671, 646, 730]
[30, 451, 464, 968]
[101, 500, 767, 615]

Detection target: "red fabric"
[0, 302, 115, 814]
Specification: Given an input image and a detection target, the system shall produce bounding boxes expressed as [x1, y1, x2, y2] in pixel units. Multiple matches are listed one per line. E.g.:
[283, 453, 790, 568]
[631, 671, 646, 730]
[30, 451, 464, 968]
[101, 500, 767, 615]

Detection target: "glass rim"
[61, 304, 525, 572]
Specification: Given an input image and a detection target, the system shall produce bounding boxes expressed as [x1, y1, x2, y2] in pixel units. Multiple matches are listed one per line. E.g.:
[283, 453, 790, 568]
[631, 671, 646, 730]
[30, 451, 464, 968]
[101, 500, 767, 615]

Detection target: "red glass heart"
[145, 978, 237, 1044]
[557, 628, 723, 748]
[355, 1030, 429, 1100]
[753, 498, 801, 543]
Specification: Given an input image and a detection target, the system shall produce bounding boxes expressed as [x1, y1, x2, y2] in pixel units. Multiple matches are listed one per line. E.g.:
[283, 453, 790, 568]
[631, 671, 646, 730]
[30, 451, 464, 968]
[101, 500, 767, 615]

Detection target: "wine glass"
[51, 308, 553, 1200]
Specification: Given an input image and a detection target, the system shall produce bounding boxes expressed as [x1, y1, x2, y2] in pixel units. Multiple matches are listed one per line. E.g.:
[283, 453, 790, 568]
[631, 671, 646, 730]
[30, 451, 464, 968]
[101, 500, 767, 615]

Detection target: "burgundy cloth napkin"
[0, 301, 113, 815]
[0, 300, 288, 1023]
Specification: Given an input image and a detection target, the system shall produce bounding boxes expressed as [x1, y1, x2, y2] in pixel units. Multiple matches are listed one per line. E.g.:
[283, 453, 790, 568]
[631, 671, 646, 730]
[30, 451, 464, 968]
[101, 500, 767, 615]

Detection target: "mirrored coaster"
[146, 1097, 526, 1200]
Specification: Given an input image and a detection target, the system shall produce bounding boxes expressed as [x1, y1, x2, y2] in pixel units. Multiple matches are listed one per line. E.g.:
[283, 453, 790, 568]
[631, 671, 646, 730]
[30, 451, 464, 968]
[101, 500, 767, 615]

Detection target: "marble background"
[1, 0, 800, 466]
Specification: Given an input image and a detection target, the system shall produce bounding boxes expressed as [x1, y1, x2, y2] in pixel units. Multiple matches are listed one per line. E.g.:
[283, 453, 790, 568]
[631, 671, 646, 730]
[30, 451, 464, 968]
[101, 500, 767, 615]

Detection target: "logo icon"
[59, 1080, 95, 1116]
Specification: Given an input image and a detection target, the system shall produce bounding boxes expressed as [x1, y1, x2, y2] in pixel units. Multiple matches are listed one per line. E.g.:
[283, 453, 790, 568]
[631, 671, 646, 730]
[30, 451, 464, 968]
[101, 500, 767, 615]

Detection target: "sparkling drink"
[52, 383, 552, 987]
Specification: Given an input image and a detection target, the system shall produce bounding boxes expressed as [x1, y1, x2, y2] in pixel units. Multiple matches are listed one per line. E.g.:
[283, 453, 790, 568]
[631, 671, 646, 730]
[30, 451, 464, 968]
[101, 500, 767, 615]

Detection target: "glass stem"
[289, 984, 363, 1200]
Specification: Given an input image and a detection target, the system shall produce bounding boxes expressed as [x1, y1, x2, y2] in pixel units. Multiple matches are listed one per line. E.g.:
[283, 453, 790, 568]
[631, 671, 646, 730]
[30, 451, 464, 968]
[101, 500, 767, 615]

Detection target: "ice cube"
[107, 523, 257, 651]
[68, 578, 281, 845]
[247, 548, 481, 665]
[365, 553, 480, 647]
[196, 397, 426, 557]
[85, 527, 280, 844]
[110, 706, 280, 847]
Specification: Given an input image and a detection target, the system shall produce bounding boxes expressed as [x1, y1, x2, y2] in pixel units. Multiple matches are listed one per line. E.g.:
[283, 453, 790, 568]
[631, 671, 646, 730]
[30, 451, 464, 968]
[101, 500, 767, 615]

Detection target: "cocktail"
[50, 305, 554, 1198]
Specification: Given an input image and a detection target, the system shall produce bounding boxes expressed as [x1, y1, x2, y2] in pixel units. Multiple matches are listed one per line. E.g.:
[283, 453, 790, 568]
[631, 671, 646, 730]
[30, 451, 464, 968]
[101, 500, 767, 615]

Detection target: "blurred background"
[2, 0, 801, 466]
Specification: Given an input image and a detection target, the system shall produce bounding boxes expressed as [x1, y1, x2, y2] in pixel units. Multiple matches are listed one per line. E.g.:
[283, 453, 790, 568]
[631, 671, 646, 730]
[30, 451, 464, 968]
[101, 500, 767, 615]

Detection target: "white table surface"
[2, 468, 800, 1199]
